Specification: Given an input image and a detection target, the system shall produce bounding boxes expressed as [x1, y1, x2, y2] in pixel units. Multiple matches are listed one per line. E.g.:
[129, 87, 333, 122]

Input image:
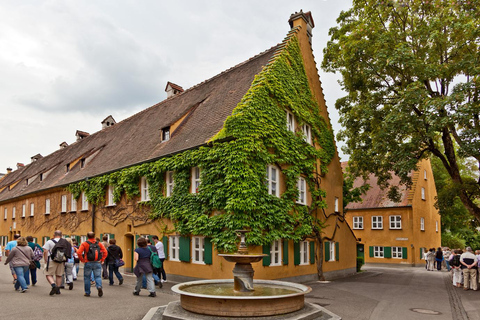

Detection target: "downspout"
[92, 204, 96, 233]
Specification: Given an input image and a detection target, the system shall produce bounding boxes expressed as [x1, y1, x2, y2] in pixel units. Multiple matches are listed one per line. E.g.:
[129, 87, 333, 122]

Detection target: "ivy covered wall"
[67, 31, 335, 253]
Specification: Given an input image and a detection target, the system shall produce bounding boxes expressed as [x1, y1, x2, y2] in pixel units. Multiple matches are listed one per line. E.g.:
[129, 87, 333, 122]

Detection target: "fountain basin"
[171, 279, 312, 317]
[218, 254, 267, 264]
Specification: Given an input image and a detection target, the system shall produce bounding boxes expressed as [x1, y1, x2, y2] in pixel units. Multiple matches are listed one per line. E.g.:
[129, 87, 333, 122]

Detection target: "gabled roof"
[0, 45, 278, 203]
[341, 162, 413, 210]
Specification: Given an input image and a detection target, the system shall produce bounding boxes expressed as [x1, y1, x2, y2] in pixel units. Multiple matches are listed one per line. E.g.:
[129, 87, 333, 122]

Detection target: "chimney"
[75, 130, 90, 142]
[16, 163, 24, 170]
[101, 115, 116, 130]
[31, 154, 43, 163]
[288, 10, 315, 43]
[60, 141, 69, 149]
[165, 82, 184, 98]
[6, 167, 12, 174]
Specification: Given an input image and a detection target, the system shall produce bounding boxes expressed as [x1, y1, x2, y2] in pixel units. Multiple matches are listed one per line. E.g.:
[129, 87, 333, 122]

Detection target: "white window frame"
[45, 199, 50, 214]
[71, 194, 77, 212]
[389, 215, 402, 229]
[191, 167, 201, 194]
[300, 240, 310, 265]
[421, 187, 425, 200]
[266, 165, 280, 197]
[286, 111, 295, 133]
[166, 171, 174, 197]
[424, 170, 427, 180]
[192, 236, 205, 264]
[270, 239, 282, 266]
[22, 204, 26, 218]
[81, 235, 87, 244]
[334, 197, 339, 213]
[169, 236, 180, 262]
[392, 246, 403, 259]
[107, 185, 116, 206]
[420, 217, 425, 231]
[30, 203, 34, 217]
[353, 216, 363, 229]
[4, 208, 7, 220]
[436, 221, 439, 232]
[12, 207, 16, 219]
[81, 192, 88, 211]
[374, 246, 384, 258]
[297, 177, 306, 205]
[302, 124, 312, 144]
[372, 216, 383, 229]
[329, 241, 336, 261]
[61, 195, 67, 213]
[140, 176, 150, 201]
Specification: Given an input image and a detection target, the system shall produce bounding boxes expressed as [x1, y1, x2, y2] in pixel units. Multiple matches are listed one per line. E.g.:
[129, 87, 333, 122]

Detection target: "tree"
[322, 0, 480, 220]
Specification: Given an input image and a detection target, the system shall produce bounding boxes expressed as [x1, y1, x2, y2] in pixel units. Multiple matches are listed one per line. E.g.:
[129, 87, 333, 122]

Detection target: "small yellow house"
[344, 159, 441, 266]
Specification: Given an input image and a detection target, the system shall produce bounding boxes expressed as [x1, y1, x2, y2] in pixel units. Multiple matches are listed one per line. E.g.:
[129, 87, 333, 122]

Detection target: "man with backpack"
[43, 230, 72, 296]
[76, 232, 108, 297]
[26, 235, 43, 286]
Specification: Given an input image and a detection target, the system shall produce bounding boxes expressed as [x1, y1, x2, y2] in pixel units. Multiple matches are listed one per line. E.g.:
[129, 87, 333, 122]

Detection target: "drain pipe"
[92, 204, 96, 233]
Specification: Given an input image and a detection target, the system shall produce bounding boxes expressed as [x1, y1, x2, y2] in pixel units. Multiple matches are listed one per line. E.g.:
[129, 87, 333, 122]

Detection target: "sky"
[0, 0, 353, 173]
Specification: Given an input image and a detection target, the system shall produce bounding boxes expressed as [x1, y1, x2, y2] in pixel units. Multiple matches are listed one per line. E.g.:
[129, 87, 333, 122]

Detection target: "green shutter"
[369, 246, 374, 258]
[204, 238, 212, 265]
[263, 244, 271, 266]
[100, 233, 103, 241]
[324, 242, 330, 262]
[282, 240, 289, 265]
[64, 234, 70, 239]
[76, 236, 81, 244]
[33, 237, 37, 244]
[402, 247, 408, 259]
[162, 236, 168, 258]
[179, 236, 191, 262]
[420, 248, 424, 260]
[384, 247, 392, 258]
[335, 242, 339, 261]
[110, 233, 115, 239]
[310, 241, 315, 264]
[135, 235, 139, 248]
[148, 235, 154, 244]
[294, 242, 300, 265]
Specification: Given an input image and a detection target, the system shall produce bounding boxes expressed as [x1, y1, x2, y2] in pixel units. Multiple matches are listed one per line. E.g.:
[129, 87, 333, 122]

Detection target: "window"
[140, 176, 150, 201]
[389, 215, 401, 229]
[80, 158, 86, 169]
[334, 197, 339, 213]
[66, 163, 70, 173]
[266, 165, 279, 197]
[191, 167, 201, 194]
[169, 236, 180, 261]
[421, 187, 425, 200]
[81, 235, 87, 244]
[30, 203, 34, 217]
[39, 173, 43, 181]
[161, 126, 170, 142]
[372, 216, 383, 229]
[420, 217, 425, 231]
[22, 204, 26, 218]
[353, 216, 363, 229]
[107, 185, 115, 206]
[392, 247, 403, 259]
[374, 246, 384, 258]
[192, 237, 205, 264]
[424, 170, 427, 180]
[436, 221, 439, 232]
[286, 111, 295, 133]
[81, 192, 88, 211]
[329, 241, 336, 261]
[166, 171, 174, 197]
[270, 240, 282, 266]
[45, 199, 50, 214]
[61, 195, 67, 212]
[300, 241, 310, 265]
[302, 124, 312, 144]
[297, 177, 306, 205]
[4, 208, 7, 220]
[12, 207, 16, 219]
[71, 194, 77, 212]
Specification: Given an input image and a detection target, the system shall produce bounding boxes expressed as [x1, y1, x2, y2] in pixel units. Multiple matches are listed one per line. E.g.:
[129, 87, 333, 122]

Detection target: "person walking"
[444, 247, 452, 272]
[460, 247, 478, 291]
[43, 230, 72, 296]
[152, 235, 167, 283]
[426, 248, 435, 271]
[26, 236, 43, 286]
[106, 239, 124, 286]
[4, 237, 34, 293]
[133, 237, 156, 297]
[72, 239, 80, 280]
[5, 234, 20, 284]
[101, 235, 110, 279]
[435, 247, 443, 271]
[76, 232, 108, 297]
[451, 249, 463, 287]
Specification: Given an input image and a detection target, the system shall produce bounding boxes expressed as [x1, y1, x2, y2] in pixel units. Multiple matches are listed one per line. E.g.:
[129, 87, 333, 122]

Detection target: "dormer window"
[39, 173, 43, 181]
[286, 111, 295, 133]
[161, 127, 171, 142]
[66, 164, 70, 173]
[81, 159, 86, 169]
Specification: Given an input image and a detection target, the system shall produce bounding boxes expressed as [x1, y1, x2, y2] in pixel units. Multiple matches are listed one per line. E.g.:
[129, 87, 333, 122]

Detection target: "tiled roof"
[341, 162, 412, 210]
[0, 46, 278, 203]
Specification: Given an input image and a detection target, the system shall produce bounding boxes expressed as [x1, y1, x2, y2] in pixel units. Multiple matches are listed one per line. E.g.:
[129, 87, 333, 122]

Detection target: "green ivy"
[66, 33, 335, 252]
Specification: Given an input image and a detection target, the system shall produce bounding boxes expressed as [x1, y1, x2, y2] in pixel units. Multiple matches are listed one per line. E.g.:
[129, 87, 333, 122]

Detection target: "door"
[357, 243, 364, 259]
[124, 235, 134, 273]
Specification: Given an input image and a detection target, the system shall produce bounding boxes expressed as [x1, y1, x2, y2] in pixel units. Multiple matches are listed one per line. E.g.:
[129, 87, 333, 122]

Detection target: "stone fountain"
[161, 230, 340, 319]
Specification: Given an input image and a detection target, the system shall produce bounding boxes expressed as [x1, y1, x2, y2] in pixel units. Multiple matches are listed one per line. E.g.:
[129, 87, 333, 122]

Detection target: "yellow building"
[344, 159, 441, 266]
[0, 11, 356, 281]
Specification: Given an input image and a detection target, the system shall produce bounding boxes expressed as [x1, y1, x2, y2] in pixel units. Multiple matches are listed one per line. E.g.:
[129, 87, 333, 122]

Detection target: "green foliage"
[356, 256, 364, 272]
[441, 232, 466, 250]
[66, 35, 335, 252]
[343, 166, 370, 209]
[323, 0, 480, 220]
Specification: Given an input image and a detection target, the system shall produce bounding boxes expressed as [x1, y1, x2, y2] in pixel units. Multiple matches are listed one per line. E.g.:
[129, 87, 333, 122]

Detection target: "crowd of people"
[424, 246, 480, 291]
[0, 231, 167, 297]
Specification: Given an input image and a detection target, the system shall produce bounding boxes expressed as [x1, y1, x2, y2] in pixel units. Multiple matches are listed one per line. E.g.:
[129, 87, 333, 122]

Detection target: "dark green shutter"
[335, 242, 339, 261]
[324, 242, 330, 262]
[310, 241, 315, 264]
[283, 240, 289, 265]
[402, 247, 408, 259]
[76, 236, 81, 244]
[384, 247, 391, 258]
[135, 235, 139, 248]
[64, 234, 70, 239]
[110, 234, 115, 239]
[369, 246, 374, 258]
[162, 236, 168, 258]
[263, 244, 271, 266]
[294, 242, 300, 265]
[179, 236, 190, 262]
[204, 238, 212, 265]
[100, 233, 103, 241]
[43, 236, 50, 245]
[420, 248, 423, 260]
